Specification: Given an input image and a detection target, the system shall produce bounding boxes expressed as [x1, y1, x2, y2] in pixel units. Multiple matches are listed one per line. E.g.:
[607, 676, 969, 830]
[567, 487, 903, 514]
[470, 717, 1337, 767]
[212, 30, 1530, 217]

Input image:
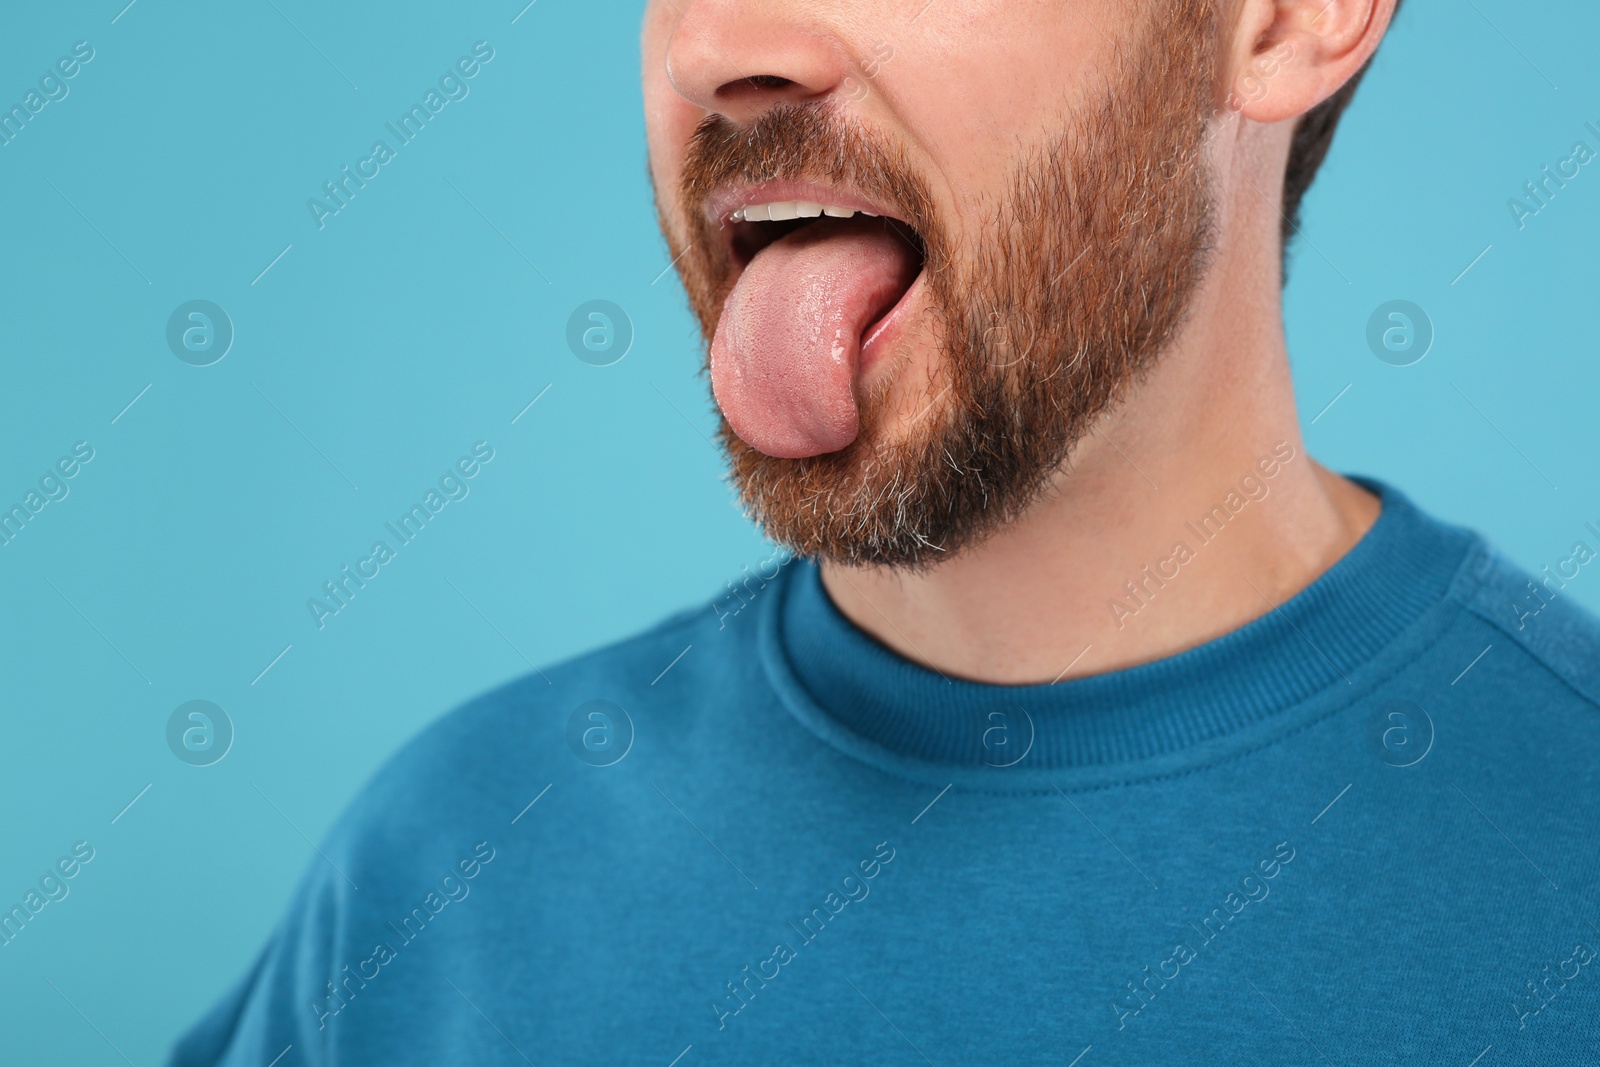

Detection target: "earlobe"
[1228, 0, 1397, 126]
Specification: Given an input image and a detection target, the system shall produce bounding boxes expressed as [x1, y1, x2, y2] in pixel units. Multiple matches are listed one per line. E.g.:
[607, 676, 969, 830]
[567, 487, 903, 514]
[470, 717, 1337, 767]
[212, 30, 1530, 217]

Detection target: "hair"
[1280, 0, 1404, 274]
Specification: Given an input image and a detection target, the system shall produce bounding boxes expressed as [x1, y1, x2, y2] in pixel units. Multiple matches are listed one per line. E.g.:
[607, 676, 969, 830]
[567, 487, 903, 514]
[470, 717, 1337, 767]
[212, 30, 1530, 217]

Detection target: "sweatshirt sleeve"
[166, 858, 349, 1067]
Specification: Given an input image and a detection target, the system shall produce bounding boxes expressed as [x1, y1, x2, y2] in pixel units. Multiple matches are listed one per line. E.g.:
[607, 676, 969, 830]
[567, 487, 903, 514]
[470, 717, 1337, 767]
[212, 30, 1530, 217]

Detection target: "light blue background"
[0, 0, 1595, 1061]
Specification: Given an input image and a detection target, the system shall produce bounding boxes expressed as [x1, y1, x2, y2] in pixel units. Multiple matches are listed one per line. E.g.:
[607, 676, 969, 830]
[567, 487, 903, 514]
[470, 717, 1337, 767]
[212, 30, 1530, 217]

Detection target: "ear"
[1222, 0, 1399, 124]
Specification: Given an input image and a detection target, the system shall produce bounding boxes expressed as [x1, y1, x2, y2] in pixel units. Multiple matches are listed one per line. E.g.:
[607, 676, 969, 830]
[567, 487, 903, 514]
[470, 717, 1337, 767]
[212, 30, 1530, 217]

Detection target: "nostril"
[718, 74, 797, 99]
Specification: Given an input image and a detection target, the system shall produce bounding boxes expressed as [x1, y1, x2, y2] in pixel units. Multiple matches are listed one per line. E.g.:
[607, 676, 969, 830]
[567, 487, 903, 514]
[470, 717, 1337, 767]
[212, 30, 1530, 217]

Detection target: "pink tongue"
[711, 219, 919, 458]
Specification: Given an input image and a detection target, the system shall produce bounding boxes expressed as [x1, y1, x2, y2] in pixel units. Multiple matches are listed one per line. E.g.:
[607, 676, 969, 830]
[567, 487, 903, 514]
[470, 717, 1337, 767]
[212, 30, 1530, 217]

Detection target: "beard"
[662, 1, 1219, 570]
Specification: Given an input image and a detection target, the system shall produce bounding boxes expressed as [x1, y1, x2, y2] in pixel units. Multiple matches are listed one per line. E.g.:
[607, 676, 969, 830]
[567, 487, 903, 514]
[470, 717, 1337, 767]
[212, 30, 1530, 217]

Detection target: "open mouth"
[720, 193, 927, 354]
[705, 182, 929, 459]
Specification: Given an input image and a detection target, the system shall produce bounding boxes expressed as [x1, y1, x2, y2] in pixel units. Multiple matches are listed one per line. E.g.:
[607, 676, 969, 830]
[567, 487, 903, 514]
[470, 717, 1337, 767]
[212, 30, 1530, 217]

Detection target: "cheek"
[641, 22, 697, 211]
[641, 4, 694, 134]
[644, 112, 685, 200]
[876, 5, 1126, 199]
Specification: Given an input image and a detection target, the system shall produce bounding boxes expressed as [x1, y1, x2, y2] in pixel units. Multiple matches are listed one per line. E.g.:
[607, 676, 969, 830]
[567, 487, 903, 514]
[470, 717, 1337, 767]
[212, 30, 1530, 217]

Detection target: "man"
[175, 0, 1600, 1062]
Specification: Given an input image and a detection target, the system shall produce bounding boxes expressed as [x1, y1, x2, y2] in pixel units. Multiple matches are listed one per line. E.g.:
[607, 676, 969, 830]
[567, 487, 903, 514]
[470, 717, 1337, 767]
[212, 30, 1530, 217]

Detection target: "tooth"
[730, 209, 745, 222]
[766, 201, 799, 221]
[795, 201, 823, 217]
[742, 203, 770, 222]
[860, 210, 878, 217]
[823, 206, 857, 218]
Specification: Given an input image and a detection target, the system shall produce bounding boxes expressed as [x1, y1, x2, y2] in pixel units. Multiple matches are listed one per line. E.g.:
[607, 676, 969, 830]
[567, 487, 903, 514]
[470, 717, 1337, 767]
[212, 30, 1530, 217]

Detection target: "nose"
[662, 2, 851, 124]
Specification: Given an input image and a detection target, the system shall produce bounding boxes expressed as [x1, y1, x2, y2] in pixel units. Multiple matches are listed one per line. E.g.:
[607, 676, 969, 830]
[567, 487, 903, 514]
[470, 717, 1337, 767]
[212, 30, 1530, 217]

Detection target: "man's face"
[644, 0, 1221, 568]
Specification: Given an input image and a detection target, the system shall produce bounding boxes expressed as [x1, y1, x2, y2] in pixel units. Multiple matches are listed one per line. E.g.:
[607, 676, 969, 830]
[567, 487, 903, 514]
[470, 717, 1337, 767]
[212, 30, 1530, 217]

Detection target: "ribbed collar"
[758, 479, 1485, 791]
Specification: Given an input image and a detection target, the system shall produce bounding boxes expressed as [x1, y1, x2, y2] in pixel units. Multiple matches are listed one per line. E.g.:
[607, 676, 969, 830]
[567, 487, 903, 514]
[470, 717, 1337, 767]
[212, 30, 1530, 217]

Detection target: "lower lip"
[859, 269, 927, 378]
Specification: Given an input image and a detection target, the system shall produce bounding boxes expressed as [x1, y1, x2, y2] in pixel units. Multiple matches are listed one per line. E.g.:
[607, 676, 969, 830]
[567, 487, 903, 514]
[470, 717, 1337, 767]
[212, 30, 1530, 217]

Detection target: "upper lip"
[703, 179, 910, 228]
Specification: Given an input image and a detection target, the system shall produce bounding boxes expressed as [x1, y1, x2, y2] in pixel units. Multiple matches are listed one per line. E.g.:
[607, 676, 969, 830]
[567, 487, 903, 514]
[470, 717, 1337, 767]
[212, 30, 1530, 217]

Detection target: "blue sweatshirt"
[171, 480, 1600, 1065]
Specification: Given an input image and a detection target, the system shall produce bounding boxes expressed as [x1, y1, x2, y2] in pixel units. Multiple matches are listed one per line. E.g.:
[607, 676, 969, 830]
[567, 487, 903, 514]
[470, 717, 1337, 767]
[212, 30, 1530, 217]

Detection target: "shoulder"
[382, 550, 799, 785]
[342, 588, 743, 839]
[168, 575, 790, 1063]
[330, 549, 806, 849]
[1451, 538, 1600, 711]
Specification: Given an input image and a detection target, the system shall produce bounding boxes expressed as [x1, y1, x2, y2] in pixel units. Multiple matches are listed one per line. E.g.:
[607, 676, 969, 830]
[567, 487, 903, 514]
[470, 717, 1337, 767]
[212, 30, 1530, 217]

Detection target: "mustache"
[677, 103, 941, 249]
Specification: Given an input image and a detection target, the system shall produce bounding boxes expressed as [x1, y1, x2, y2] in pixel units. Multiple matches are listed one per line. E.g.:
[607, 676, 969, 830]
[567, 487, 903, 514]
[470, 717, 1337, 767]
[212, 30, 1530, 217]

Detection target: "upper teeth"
[731, 201, 879, 223]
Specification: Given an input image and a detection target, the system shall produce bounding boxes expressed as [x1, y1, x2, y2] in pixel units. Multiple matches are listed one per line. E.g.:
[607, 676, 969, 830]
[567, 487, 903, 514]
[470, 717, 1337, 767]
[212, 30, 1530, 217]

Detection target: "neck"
[818, 149, 1380, 684]
[820, 400, 1378, 686]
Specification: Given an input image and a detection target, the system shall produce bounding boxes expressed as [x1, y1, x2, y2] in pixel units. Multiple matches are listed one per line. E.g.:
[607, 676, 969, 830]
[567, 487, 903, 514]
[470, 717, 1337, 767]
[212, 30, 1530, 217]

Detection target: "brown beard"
[662, 1, 1219, 570]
